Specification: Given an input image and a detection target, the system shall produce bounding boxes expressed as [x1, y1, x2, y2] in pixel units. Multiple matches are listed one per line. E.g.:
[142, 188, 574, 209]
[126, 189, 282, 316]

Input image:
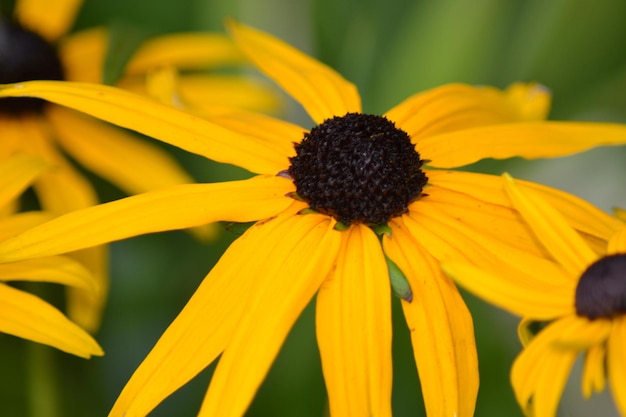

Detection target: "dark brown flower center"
[288, 112, 428, 226]
[575, 253, 626, 319]
[0, 18, 65, 115]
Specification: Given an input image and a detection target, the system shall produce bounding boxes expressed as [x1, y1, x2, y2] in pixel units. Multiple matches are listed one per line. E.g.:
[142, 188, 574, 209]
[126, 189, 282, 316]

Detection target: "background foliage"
[3, 0, 626, 416]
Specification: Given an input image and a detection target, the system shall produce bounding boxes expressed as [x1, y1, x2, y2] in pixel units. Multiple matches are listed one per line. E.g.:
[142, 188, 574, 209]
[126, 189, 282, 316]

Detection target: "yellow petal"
[608, 316, 626, 417]
[0, 211, 53, 240]
[504, 174, 598, 275]
[581, 343, 606, 398]
[504, 82, 551, 121]
[226, 20, 361, 124]
[0, 115, 22, 160]
[428, 169, 622, 243]
[383, 224, 478, 417]
[608, 225, 626, 254]
[0, 81, 288, 175]
[58, 27, 107, 83]
[511, 320, 578, 417]
[198, 214, 341, 417]
[419, 121, 626, 169]
[316, 225, 392, 417]
[0, 255, 95, 292]
[125, 33, 245, 74]
[47, 106, 196, 195]
[108, 207, 322, 417]
[385, 83, 549, 142]
[0, 176, 294, 263]
[0, 283, 102, 358]
[442, 261, 573, 320]
[0, 153, 48, 208]
[549, 315, 611, 350]
[14, 0, 82, 41]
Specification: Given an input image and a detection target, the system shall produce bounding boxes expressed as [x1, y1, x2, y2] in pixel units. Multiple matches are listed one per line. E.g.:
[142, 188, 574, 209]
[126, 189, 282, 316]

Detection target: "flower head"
[0, 20, 626, 417]
[443, 174, 626, 417]
[0, 0, 279, 331]
[0, 154, 102, 357]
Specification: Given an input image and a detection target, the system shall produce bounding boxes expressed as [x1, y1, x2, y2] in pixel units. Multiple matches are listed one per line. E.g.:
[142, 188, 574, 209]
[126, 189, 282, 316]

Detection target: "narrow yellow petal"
[0, 81, 288, 175]
[108, 208, 316, 417]
[581, 343, 606, 398]
[511, 321, 578, 416]
[0, 176, 294, 263]
[316, 225, 392, 417]
[550, 315, 611, 350]
[0, 283, 102, 358]
[48, 106, 196, 194]
[0, 153, 48, 208]
[428, 170, 622, 243]
[125, 33, 245, 74]
[608, 226, 626, 254]
[0, 256, 95, 292]
[504, 174, 598, 275]
[442, 261, 573, 320]
[0, 115, 22, 160]
[383, 224, 478, 417]
[385, 83, 549, 142]
[15, 0, 82, 41]
[419, 121, 626, 169]
[608, 316, 626, 417]
[198, 215, 341, 417]
[226, 20, 361, 124]
[0, 211, 53, 241]
[58, 27, 107, 83]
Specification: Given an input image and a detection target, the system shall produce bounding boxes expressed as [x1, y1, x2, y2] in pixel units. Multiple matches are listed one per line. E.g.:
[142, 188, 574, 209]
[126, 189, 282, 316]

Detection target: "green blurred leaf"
[103, 20, 154, 85]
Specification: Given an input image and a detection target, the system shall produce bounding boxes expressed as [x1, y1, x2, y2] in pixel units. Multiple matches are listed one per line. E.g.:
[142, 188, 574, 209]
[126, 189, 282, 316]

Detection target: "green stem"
[27, 341, 60, 417]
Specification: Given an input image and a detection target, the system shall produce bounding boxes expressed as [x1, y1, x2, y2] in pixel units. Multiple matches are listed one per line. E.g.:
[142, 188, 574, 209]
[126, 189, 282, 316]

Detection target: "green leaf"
[103, 20, 154, 85]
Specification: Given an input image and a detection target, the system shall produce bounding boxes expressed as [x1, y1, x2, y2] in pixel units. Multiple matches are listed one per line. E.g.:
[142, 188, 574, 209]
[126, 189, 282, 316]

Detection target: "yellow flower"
[1, 21, 626, 417]
[0, 154, 102, 358]
[1, 0, 278, 331]
[444, 174, 626, 417]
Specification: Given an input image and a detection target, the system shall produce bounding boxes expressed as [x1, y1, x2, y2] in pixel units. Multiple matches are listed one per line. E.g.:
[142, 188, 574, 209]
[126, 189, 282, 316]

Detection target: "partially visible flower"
[0, 154, 102, 357]
[443, 174, 626, 417]
[0, 0, 279, 331]
[1, 21, 626, 417]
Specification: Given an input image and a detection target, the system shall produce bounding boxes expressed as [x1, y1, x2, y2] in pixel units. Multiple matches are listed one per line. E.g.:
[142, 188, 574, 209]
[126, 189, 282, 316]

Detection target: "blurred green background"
[2, 0, 626, 416]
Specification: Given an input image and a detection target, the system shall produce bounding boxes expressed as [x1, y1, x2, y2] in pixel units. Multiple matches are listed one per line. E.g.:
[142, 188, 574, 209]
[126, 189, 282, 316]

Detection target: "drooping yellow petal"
[0, 283, 102, 358]
[14, 0, 82, 41]
[608, 316, 626, 417]
[198, 214, 341, 417]
[0, 81, 288, 175]
[549, 315, 611, 350]
[511, 321, 578, 417]
[47, 106, 196, 195]
[419, 121, 626, 169]
[581, 343, 606, 398]
[386, 83, 549, 142]
[428, 170, 622, 244]
[0, 153, 48, 208]
[125, 33, 245, 74]
[0, 176, 294, 263]
[0, 256, 95, 292]
[108, 206, 319, 417]
[384, 222, 477, 417]
[608, 226, 626, 254]
[58, 27, 107, 83]
[316, 225, 392, 417]
[226, 20, 361, 124]
[504, 174, 597, 275]
[442, 261, 573, 320]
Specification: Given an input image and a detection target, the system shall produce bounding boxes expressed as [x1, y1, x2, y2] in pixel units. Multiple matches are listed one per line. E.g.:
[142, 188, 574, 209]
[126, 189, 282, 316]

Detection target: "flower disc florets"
[288, 112, 428, 226]
[576, 253, 626, 319]
[0, 18, 65, 114]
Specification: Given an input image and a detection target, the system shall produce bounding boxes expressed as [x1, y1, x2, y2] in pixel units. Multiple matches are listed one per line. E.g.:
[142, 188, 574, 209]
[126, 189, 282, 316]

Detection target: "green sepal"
[298, 208, 318, 215]
[333, 221, 350, 231]
[385, 255, 413, 302]
[371, 224, 392, 237]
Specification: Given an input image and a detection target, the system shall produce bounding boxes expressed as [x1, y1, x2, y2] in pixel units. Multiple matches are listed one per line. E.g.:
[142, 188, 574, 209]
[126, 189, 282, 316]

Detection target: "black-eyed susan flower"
[443, 174, 626, 417]
[0, 153, 102, 358]
[0, 0, 279, 332]
[1, 20, 626, 417]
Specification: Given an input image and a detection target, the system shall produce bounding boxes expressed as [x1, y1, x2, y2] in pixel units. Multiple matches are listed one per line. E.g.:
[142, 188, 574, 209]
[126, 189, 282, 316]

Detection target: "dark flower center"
[576, 253, 626, 319]
[288, 112, 428, 226]
[0, 18, 65, 115]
